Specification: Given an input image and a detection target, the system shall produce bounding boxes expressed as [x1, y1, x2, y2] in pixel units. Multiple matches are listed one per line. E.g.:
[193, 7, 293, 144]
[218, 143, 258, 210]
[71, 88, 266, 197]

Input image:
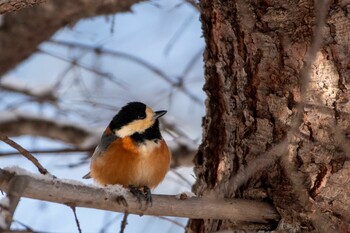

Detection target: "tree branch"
[0, 111, 100, 147]
[0, 0, 143, 77]
[0, 0, 45, 14]
[47, 39, 203, 105]
[0, 168, 280, 223]
[0, 134, 49, 175]
[0, 81, 57, 104]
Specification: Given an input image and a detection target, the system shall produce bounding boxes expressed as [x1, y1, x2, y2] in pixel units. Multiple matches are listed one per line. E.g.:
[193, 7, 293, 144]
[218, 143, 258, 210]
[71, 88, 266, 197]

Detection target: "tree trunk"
[188, 0, 350, 232]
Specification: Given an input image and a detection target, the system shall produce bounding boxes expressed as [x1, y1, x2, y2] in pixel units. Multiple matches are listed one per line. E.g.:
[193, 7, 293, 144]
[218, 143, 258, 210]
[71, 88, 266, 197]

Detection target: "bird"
[82, 102, 171, 204]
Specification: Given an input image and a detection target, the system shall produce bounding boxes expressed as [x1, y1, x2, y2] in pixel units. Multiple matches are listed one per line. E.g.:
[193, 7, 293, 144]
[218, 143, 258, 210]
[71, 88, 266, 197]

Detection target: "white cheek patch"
[114, 107, 155, 137]
[115, 127, 133, 138]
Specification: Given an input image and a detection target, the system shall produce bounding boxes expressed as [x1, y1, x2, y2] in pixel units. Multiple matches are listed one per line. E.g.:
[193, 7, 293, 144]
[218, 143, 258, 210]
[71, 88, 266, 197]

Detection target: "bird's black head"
[109, 102, 167, 137]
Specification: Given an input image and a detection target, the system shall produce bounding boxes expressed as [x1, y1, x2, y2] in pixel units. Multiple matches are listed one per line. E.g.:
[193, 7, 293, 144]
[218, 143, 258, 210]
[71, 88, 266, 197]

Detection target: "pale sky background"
[0, 0, 205, 232]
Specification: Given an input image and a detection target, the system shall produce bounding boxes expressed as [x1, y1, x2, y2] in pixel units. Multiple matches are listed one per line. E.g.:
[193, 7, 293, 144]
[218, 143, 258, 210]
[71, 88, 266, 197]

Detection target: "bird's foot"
[142, 186, 152, 206]
[115, 195, 128, 207]
[129, 185, 144, 204]
[128, 185, 152, 207]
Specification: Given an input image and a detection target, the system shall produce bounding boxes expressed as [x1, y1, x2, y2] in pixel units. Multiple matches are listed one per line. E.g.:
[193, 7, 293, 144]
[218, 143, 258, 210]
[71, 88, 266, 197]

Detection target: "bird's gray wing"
[82, 133, 118, 179]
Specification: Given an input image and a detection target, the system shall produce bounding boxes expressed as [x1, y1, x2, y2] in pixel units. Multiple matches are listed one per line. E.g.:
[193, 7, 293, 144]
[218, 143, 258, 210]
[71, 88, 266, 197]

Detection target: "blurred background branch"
[0, 0, 143, 76]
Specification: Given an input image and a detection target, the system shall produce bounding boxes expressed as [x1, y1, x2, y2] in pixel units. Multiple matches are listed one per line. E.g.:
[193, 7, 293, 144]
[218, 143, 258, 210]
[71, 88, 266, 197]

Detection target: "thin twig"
[110, 15, 116, 34]
[38, 48, 128, 89]
[157, 216, 186, 229]
[0, 83, 58, 104]
[3, 169, 29, 230]
[0, 134, 49, 175]
[284, 1, 332, 232]
[0, 148, 94, 157]
[184, 0, 199, 11]
[119, 211, 128, 233]
[98, 213, 119, 233]
[47, 39, 202, 105]
[290, 0, 330, 133]
[164, 15, 194, 55]
[226, 139, 288, 196]
[12, 220, 35, 232]
[170, 169, 193, 187]
[5, 194, 22, 230]
[70, 206, 82, 233]
[181, 46, 204, 78]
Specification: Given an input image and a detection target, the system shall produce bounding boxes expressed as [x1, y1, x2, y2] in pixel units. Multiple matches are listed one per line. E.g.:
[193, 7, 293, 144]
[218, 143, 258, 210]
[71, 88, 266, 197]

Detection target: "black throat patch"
[131, 119, 162, 143]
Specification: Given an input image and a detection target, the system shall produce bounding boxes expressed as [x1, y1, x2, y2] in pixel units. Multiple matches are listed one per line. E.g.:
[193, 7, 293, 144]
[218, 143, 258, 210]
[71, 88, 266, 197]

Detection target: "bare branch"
[119, 211, 128, 233]
[157, 216, 186, 229]
[184, 0, 199, 11]
[226, 139, 288, 196]
[164, 15, 194, 55]
[38, 48, 128, 89]
[0, 134, 49, 175]
[0, 111, 100, 148]
[0, 81, 57, 104]
[69, 206, 82, 233]
[0, 168, 280, 223]
[1, 169, 30, 230]
[4, 195, 20, 230]
[290, 0, 330, 133]
[0, 0, 45, 14]
[47, 39, 203, 105]
[0, 148, 93, 157]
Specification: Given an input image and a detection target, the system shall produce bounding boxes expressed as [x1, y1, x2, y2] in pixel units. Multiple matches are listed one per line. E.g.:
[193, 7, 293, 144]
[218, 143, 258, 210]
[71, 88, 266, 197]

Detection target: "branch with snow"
[0, 167, 280, 223]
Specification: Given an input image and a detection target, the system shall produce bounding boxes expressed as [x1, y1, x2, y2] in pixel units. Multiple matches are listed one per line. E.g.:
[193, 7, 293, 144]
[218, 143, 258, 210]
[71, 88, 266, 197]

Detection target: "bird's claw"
[115, 195, 128, 207]
[129, 185, 144, 203]
[142, 186, 152, 206]
[129, 185, 152, 207]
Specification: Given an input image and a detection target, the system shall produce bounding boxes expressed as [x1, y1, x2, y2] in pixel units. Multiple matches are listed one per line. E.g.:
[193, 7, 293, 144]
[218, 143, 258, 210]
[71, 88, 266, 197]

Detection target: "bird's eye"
[138, 114, 146, 119]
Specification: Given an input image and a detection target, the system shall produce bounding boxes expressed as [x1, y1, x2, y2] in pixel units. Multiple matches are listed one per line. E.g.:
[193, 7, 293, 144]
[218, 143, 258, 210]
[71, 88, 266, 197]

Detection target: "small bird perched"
[83, 102, 171, 204]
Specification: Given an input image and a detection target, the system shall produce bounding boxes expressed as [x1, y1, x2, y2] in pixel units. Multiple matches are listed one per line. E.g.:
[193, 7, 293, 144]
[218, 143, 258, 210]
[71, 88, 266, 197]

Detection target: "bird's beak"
[154, 110, 167, 119]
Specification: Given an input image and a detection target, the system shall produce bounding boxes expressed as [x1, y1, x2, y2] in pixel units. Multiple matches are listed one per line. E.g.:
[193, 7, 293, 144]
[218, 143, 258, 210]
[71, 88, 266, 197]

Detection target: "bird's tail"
[82, 172, 91, 179]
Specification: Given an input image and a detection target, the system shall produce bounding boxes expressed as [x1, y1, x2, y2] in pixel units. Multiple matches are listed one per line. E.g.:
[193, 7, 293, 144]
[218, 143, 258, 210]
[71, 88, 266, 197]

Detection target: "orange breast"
[90, 137, 171, 189]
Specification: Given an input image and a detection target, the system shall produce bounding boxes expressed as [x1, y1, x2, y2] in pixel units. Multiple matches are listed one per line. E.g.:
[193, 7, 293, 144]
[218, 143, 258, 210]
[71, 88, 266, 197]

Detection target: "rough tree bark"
[0, 0, 46, 14]
[188, 0, 350, 232]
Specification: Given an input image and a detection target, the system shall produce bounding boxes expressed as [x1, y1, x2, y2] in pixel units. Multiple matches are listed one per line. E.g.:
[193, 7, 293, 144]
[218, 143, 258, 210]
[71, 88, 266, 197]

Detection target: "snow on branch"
[0, 168, 280, 223]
